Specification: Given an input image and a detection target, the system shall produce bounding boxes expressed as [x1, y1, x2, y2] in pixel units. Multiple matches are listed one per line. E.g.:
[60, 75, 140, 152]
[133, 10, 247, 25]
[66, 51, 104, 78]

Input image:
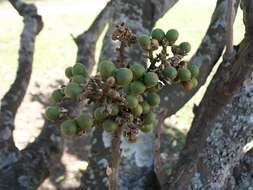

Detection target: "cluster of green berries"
[44, 25, 199, 142]
[138, 28, 199, 90]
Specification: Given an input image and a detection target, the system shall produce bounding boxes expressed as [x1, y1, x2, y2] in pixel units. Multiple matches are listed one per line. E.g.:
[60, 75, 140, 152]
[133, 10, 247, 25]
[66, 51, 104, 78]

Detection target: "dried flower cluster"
[44, 23, 199, 143]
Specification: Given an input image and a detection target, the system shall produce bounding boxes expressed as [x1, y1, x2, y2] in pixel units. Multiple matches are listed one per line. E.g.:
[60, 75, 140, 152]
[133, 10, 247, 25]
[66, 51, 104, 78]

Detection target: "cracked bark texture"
[80, 0, 179, 189]
[163, 0, 253, 189]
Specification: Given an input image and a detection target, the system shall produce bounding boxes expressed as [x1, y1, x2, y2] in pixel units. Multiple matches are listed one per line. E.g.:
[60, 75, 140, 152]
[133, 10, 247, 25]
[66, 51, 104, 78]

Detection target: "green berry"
[60, 119, 77, 136]
[65, 67, 73, 79]
[143, 72, 159, 88]
[64, 82, 82, 98]
[103, 119, 117, 132]
[45, 106, 60, 121]
[178, 68, 191, 82]
[163, 66, 178, 80]
[143, 112, 156, 124]
[115, 68, 133, 86]
[130, 63, 146, 79]
[126, 95, 138, 109]
[76, 114, 93, 130]
[111, 103, 119, 116]
[191, 77, 198, 88]
[72, 63, 87, 77]
[72, 75, 86, 84]
[94, 106, 107, 122]
[131, 104, 143, 116]
[187, 64, 199, 77]
[99, 60, 116, 80]
[139, 123, 153, 133]
[146, 92, 160, 107]
[165, 29, 179, 43]
[130, 81, 146, 95]
[50, 89, 64, 103]
[179, 42, 191, 53]
[151, 28, 165, 42]
[141, 101, 150, 114]
[138, 35, 151, 50]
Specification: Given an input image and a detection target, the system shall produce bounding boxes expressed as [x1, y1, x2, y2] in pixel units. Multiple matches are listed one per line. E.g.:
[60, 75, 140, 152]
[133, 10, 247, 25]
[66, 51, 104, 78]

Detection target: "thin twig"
[225, 0, 234, 58]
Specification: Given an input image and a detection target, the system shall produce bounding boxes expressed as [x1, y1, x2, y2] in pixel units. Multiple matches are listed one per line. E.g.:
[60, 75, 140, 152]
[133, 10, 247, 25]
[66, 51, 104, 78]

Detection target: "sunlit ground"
[0, 0, 244, 189]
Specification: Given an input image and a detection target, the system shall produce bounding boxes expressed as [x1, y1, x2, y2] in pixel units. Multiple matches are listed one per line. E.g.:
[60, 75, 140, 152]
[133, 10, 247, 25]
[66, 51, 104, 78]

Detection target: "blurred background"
[0, 0, 244, 189]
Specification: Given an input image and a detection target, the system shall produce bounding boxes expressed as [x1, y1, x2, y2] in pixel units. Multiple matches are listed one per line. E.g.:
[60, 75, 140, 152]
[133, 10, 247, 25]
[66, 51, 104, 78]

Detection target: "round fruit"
[179, 42, 191, 53]
[103, 119, 117, 132]
[151, 28, 165, 42]
[130, 63, 146, 79]
[114, 68, 133, 86]
[191, 77, 198, 88]
[143, 112, 156, 124]
[72, 75, 86, 84]
[182, 81, 193, 91]
[146, 92, 160, 107]
[111, 103, 119, 116]
[143, 72, 159, 88]
[138, 35, 151, 50]
[99, 60, 116, 80]
[64, 82, 82, 98]
[50, 89, 64, 103]
[132, 104, 143, 116]
[130, 81, 146, 95]
[72, 63, 87, 77]
[139, 123, 154, 133]
[60, 119, 77, 136]
[94, 106, 107, 122]
[65, 67, 73, 79]
[76, 114, 93, 130]
[166, 29, 179, 43]
[178, 68, 191, 82]
[126, 95, 138, 109]
[163, 66, 178, 80]
[187, 64, 199, 77]
[141, 101, 150, 114]
[45, 106, 60, 121]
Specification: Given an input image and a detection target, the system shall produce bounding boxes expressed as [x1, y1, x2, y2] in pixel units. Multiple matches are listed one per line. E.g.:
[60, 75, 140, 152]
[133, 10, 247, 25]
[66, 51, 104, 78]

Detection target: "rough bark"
[163, 0, 253, 189]
[80, 0, 179, 189]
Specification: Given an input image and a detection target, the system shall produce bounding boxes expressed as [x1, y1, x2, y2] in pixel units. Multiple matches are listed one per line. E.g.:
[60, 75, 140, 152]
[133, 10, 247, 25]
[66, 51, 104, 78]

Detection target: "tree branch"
[75, 0, 113, 74]
[159, 0, 240, 116]
[163, 0, 253, 188]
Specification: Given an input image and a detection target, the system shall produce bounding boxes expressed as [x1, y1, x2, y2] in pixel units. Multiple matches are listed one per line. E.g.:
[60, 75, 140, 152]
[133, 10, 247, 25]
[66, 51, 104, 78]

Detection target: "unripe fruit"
[76, 114, 93, 130]
[166, 29, 179, 43]
[60, 119, 77, 136]
[115, 68, 133, 86]
[130, 63, 146, 79]
[163, 66, 178, 80]
[138, 35, 151, 50]
[182, 81, 193, 91]
[139, 123, 153, 133]
[191, 77, 198, 88]
[187, 64, 199, 77]
[141, 101, 150, 114]
[72, 75, 86, 84]
[143, 112, 156, 124]
[50, 89, 64, 103]
[179, 42, 191, 53]
[151, 28, 165, 42]
[132, 104, 143, 116]
[64, 82, 82, 98]
[94, 106, 107, 122]
[126, 95, 138, 109]
[65, 67, 73, 79]
[178, 68, 191, 82]
[103, 119, 117, 132]
[111, 103, 119, 116]
[99, 60, 116, 80]
[146, 92, 160, 107]
[130, 81, 146, 95]
[143, 72, 159, 88]
[45, 106, 60, 121]
[72, 63, 87, 77]
[147, 86, 158, 92]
